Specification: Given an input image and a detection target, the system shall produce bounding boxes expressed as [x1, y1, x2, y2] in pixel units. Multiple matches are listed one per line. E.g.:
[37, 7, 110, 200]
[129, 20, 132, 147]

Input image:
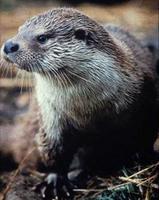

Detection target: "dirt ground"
[0, 1, 159, 200]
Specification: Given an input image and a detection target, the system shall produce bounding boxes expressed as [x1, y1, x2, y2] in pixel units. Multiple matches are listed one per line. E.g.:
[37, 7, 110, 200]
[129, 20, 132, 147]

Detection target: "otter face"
[1, 8, 98, 76]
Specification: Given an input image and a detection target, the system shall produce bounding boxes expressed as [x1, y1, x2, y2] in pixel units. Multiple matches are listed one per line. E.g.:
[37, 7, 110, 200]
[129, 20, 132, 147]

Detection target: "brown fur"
[0, 8, 158, 174]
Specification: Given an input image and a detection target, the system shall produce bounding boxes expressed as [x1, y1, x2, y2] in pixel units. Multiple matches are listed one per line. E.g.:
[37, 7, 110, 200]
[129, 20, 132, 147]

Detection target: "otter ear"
[74, 29, 92, 45]
[74, 29, 87, 40]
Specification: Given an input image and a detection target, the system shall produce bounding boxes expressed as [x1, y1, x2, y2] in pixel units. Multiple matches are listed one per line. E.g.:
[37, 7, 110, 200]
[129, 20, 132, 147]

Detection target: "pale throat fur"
[34, 49, 142, 162]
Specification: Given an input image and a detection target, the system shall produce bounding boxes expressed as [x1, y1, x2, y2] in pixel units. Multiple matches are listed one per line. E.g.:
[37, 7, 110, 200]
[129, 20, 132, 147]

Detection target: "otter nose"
[3, 41, 19, 54]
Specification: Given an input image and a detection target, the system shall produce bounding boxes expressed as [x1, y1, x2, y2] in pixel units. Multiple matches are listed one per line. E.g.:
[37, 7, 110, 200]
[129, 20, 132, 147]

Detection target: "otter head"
[1, 8, 112, 81]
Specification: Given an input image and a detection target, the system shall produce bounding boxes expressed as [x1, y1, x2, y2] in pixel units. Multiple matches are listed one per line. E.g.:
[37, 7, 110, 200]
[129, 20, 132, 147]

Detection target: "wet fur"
[1, 8, 158, 174]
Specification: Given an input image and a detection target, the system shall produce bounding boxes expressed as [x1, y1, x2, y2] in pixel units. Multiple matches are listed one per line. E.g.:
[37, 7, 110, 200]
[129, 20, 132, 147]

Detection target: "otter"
[1, 8, 158, 200]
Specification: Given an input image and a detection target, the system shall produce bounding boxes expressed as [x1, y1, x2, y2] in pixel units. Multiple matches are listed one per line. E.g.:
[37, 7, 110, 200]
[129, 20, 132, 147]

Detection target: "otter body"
[1, 8, 158, 199]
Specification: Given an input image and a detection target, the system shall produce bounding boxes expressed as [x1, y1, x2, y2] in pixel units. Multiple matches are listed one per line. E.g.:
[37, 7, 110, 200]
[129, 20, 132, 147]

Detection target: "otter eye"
[37, 35, 48, 44]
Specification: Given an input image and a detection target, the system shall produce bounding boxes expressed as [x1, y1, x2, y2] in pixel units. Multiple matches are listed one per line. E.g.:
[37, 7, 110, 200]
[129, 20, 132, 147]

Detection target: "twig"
[137, 174, 158, 186]
[118, 162, 159, 189]
[73, 182, 132, 193]
[126, 162, 159, 179]
[73, 189, 105, 192]
[107, 182, 132, 191]
[119, 176, 143, 185]
[0, 147, 36, 200]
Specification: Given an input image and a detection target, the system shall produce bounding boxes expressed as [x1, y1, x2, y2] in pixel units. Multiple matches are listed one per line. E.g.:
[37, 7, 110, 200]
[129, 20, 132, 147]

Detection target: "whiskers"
[0, 57, 13, 78]
[16, 63, 34, 101]
[36, 59, 70, 91]
[0, 54, 95, 102]
[36, 56, 95, 91]
[65, 68, 94, 85]
[15, 68, 32, 99]
[0, 56, 33, 101]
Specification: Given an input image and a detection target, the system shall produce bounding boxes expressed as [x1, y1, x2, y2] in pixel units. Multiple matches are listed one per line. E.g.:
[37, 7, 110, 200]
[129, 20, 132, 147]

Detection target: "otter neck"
[34, 51, 141, 130]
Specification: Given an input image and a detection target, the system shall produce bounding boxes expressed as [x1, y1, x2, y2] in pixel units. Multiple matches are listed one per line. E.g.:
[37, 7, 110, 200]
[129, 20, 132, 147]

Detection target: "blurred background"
[0, 0, 158, 163]
[0, 0, 158, 43]
[0, 1, 158, 199]
[0, 0, 158, 166]
[0, 0, 158, 109]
